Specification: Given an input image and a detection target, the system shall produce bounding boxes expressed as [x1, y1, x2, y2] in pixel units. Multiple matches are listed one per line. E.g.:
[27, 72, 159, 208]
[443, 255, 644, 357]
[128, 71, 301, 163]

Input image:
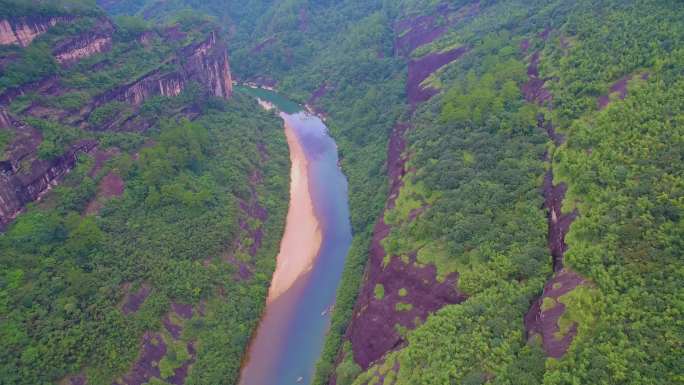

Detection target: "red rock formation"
[407, 45, 469, 105]
[524, 270, 585, 358]
[0, 16, 70, 47]
[53, 20, 114, 65]
[0, 115, 96, 227]
[91, 30, 232, 112]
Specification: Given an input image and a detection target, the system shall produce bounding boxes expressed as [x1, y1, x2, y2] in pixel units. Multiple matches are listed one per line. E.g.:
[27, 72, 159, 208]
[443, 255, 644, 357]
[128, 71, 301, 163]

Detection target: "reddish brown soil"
[113, 332, 167, 385]
[349, 252, 466, 368]
[121, 284, 151, 315]
[395, 12, 448, 57]
[543, 170, 578, 272]
[251, 36, 277, 54]
[521, 35, 584, 359]
[88, 147, 121, 177]
[597, 75, 632, 110]
[64, 374, 86, 385]
[163, 315, 183, 339]
[538, 27, 552, 41]
[340, 123, 466, 370]
[522, 51, 552, 106]
[307, 82, 334, 110]
[100, 172, 125, 197]
[85, 171, 125, 214]
[171, 302, 193, 319]
[167, 342, 196, 385]
[407, 46, 469, 105]
[394, 2, 480, 56]
[524, 269, 584, 358]
[519, 38, 530, 54]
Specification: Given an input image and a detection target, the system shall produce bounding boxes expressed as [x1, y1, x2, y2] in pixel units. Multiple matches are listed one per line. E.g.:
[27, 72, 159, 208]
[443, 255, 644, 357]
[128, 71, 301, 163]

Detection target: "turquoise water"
[238, 86, 352, 385]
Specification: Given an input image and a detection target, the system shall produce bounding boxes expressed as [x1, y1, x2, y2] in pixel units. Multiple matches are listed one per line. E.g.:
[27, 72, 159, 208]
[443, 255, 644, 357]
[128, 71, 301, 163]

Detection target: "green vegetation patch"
[374, 283, 385, 300]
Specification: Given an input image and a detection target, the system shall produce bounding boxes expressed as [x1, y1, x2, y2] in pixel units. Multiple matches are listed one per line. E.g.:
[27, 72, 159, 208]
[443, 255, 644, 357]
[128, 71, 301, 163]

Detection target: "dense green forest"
[1, 0, 682, 384]
[0, 3, 290, 384]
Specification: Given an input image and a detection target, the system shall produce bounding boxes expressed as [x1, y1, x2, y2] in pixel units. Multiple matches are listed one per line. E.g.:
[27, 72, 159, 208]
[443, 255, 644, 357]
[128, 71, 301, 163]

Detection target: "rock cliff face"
[0, 112, 97, 227]
[0, 23, 234, 228]
[182, 31, 233, 99]
[93, 31, 232, 111]
[0, 16, 69, 47]
[53, 20, 114, 65]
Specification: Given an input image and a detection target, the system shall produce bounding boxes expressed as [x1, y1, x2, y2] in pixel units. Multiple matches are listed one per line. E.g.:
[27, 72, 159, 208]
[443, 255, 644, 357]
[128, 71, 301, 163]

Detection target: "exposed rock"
[121, 284, 152, 315]
[521, 34, 584, 360]
[394, 1, 480, 57]
[0, 115, 96, 227]
[524, 269, 585, 358]
[407, 45, 468, 105]
[181, 31, 233, 99]
[90, 30, 232, 115]
[522, 51, 552, 106]
[335, 123, 466, 373]
[112, 332, 167, 385]
[0, 16, 69, 47]
[597, 74, 633, 110]
[53, 20, 114, 65]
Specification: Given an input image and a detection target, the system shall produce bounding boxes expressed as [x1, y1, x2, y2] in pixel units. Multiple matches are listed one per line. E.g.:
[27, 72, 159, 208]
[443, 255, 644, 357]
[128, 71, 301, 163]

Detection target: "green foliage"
[88, 101, 132, 127]
[0, 95, 289, 385]
[373, 284, 385, 300]
[0, 0, 101, 19]
[25, 117, 90, 160]
[546, 67, 684, 384]
[336, 348, 362, 385]
[0, 42, 57, 92]
[0, 129, 12, 154]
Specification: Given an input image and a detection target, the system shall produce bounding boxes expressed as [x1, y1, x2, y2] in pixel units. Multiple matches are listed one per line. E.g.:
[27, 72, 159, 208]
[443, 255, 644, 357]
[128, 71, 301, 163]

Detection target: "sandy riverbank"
[266, 118, 323, 302]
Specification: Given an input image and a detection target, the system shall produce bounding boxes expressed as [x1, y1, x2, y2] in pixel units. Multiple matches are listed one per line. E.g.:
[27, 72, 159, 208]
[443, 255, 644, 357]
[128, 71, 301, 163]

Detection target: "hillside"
[107, 0, 683, 384]
[1, 0, 682, 384]
[0, 1, 289, 384]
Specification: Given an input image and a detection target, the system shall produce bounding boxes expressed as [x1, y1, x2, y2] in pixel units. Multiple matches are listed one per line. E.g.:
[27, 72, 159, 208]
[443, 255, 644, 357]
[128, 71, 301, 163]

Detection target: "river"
[238, 86, 352, 385]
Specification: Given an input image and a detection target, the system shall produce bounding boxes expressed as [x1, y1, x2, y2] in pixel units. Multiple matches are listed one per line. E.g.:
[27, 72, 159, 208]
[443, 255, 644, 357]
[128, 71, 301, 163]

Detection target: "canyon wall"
[0, 16, 69, 47]
[1, 23, 234, 228]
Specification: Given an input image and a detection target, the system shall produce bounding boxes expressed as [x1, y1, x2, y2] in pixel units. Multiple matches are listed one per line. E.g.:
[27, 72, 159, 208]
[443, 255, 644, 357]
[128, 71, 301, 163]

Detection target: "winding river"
[238, 87, 352, 385]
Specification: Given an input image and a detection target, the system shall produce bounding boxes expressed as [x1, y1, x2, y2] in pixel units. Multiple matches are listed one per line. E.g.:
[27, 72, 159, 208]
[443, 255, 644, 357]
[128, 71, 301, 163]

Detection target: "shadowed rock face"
[53, 19, 114, 66]
[407, 46, 468, 105]
[337, 123, 465, 373]
[0, 115, 97, 227]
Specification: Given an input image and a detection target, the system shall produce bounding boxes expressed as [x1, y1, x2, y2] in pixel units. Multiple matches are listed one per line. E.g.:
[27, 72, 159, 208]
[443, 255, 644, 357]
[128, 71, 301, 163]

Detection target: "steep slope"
[17, 1, 684, 385]
[0, 2, 289, 385]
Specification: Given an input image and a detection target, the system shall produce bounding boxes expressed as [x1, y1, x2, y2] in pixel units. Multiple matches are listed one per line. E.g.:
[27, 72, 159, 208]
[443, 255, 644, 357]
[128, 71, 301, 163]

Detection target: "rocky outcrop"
[181, 31, 233, 99]
[407, 45, 468, 105]
[521, 32, 585, 360]
[91, 31, 232, 112]
[0, 16, 68, 47]
[53, 20, 114, 65]
[0, 115, 96, 227]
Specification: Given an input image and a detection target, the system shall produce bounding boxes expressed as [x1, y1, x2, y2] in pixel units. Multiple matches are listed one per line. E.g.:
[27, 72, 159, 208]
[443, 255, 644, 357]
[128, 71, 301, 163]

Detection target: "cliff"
[0, 18, 234, 227]
[0, 16, 70, 47]
[52, 19, 114, 65]
[93, 31, 232, 111]
[0, 111, 96, 227]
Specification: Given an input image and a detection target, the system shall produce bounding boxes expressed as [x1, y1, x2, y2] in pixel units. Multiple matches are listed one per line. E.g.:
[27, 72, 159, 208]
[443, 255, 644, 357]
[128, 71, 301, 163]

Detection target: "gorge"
[1, 1, 682, 385]
[238, 87, 352, 385]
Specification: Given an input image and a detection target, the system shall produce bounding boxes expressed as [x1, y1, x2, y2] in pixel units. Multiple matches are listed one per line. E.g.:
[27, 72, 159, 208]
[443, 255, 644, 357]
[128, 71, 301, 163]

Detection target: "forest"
[1, 0, 682, 384]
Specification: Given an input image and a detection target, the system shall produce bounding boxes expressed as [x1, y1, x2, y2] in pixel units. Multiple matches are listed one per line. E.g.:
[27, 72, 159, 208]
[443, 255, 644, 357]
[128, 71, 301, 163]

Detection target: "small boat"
[297, 376, 304, 383]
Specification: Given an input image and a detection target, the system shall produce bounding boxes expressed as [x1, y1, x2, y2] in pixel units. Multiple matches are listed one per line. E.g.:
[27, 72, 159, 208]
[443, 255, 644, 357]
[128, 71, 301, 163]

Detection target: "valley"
[0, 1, 682, 385]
